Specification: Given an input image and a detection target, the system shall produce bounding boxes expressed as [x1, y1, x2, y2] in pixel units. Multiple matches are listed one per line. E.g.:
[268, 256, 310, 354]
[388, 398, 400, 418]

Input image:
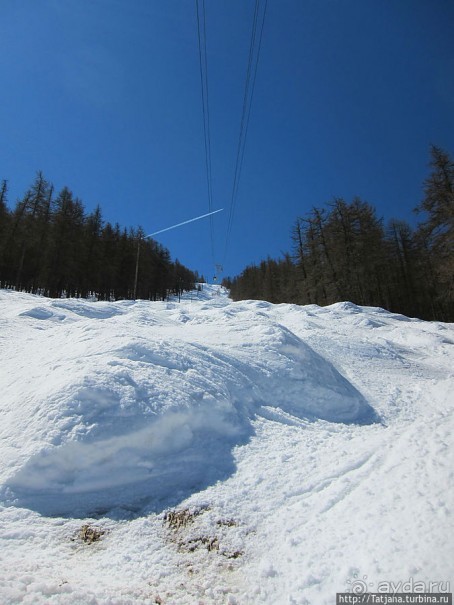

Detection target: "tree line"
[0, 173, 199, 300]
[225, 146, 453, 322]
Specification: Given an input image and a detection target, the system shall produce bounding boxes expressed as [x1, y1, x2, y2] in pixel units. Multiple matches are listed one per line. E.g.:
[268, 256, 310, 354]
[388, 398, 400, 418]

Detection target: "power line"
[195, 0, 216, 268]
[223, 0, 268, 266]
[194, 0, 268, 274]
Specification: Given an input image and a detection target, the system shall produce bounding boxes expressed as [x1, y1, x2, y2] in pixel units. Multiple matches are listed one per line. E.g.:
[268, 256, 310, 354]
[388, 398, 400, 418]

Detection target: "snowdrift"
[1, 287, 376, 517]
[1, 285, 453, 605]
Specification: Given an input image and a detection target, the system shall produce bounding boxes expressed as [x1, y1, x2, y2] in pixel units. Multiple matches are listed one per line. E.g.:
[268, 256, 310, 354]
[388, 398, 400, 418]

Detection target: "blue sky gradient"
[1, 0, 453, 280]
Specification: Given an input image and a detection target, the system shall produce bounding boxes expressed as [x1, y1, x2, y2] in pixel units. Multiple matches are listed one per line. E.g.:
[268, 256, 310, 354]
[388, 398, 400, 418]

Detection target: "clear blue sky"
[1, 0, 453, 281]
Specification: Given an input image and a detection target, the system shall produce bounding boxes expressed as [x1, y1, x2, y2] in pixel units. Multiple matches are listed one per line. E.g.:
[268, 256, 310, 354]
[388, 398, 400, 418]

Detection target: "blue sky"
[1, 0, 453, 281]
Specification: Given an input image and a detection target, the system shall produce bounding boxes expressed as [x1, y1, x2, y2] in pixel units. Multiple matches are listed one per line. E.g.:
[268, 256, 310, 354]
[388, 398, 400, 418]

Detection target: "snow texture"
[0, 285, 452, 604]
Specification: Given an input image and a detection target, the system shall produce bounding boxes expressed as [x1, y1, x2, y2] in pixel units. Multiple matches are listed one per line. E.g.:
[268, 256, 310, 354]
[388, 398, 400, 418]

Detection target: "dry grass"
[163, 507, 243, 560]
[163, 507, 207, 530]
[78, 524, 105, 544]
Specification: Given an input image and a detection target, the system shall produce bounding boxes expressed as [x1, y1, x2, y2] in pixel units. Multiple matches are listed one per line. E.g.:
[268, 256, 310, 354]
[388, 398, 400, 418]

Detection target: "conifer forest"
[0, 174, 198, 301]
[1, 146, 452, 321]
[225, 146, 453, 322]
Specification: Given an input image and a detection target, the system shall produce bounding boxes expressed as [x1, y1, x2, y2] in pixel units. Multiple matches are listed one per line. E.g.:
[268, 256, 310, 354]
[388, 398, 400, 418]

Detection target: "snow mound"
[0, 290, 377, 517]
[19, 307, 66, 321]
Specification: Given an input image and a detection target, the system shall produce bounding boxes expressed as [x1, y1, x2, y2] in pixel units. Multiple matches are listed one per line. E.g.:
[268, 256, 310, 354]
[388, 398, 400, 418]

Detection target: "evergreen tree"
[0, 180, 10, 285]
[385, 219, 419, 316]
[82, 205, 104, 297]
[415, 146, 454, 318]
[98, 222, 121, 299]
[0, 173, 198, 301]
[46, 187, 85, 297]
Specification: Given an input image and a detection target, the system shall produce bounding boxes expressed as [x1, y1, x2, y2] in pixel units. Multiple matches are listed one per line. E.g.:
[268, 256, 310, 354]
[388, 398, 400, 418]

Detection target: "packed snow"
[0, 284, 452, 604]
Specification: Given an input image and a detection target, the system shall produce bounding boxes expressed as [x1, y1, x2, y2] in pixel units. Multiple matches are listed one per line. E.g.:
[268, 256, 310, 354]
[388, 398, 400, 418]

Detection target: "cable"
[223, 0, 268, 267]
[194, 0, 268, 273]
[195, 0, 216, 268]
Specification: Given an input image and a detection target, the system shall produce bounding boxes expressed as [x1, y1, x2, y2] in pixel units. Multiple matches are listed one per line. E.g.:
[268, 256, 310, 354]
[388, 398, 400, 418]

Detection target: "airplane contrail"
[146, 208, 223, 238]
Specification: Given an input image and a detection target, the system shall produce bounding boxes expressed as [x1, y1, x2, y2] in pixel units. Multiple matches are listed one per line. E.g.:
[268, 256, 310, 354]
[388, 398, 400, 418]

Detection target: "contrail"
[146, 208, 223, 238]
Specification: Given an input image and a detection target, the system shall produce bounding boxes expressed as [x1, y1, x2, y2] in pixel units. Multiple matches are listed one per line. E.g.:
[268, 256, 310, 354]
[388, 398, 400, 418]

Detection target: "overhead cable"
[195, 0, 216, 267]
[223, 0, 268, 266]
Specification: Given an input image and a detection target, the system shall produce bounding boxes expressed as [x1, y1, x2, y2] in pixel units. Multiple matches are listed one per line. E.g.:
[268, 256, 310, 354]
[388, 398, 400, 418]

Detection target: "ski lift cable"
[201, 1, 218, 268]
[223, 0, 268, 267]
[194, 0, 267, 274]
[224, 0, 267, 261]
[234, 0, 267, 205]
[223, 1, 260, 261]
[195, 0, 216, 268]
[230, 0, 260, 202]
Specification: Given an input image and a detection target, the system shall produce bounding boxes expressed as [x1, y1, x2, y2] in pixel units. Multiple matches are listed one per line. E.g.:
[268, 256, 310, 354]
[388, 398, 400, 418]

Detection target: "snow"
[0, 284, 453, 604]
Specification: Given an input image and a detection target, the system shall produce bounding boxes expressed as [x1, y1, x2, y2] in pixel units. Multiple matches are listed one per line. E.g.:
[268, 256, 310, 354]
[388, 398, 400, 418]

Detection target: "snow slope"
[0, 285, 452, 604]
